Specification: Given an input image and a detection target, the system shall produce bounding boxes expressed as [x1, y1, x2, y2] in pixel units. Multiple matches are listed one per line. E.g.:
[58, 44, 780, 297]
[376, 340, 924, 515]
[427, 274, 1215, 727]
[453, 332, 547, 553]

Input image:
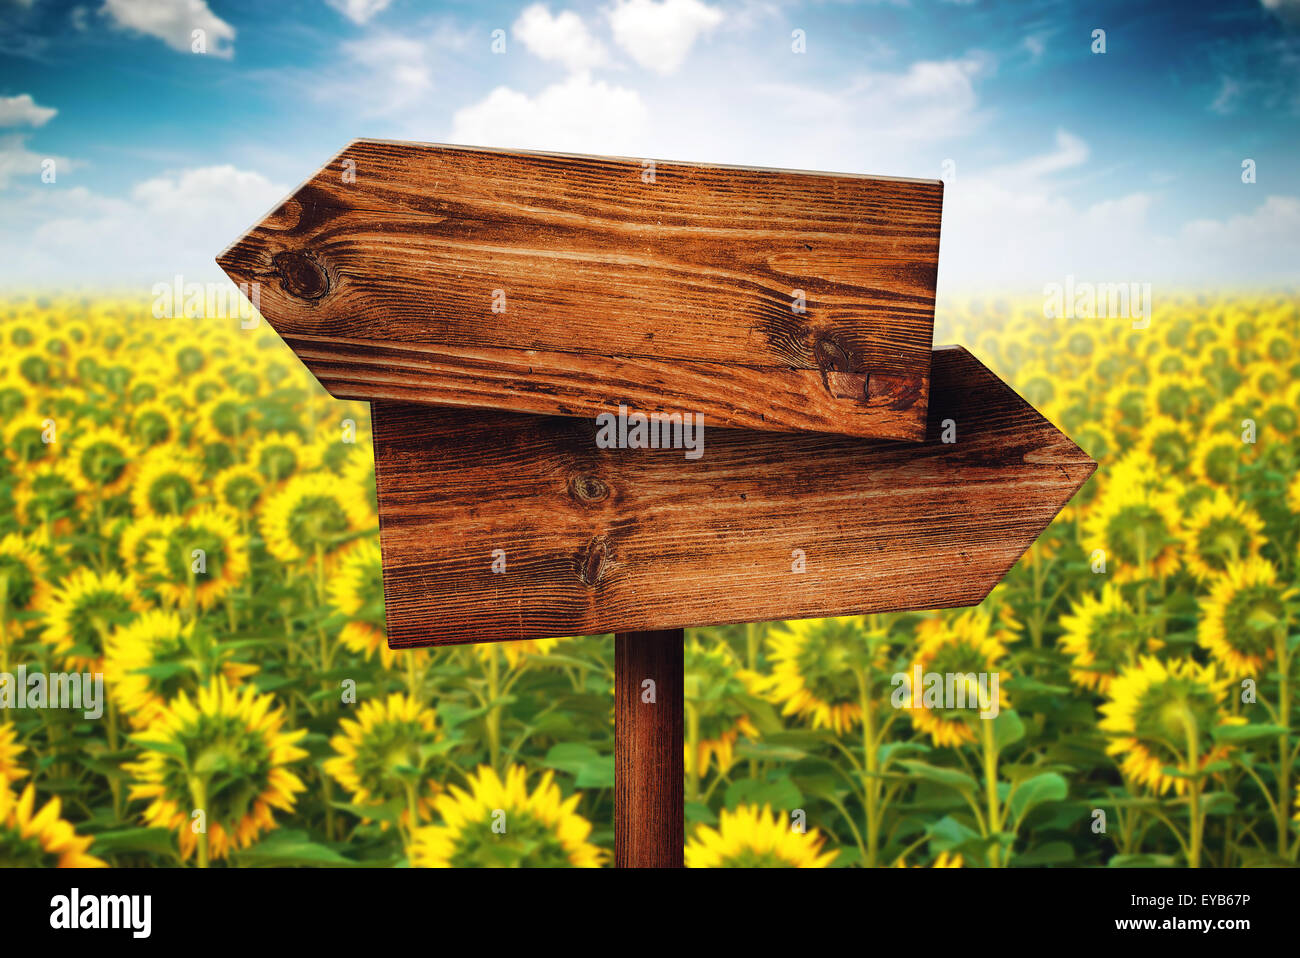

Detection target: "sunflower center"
[146, 474, 198, 516]
[1194, 519, 1251, 573]
[1222, 587, 1283, 656]
[1106, 506, 1171, 569]
[287, 496, 351, 553]
[79, 440, 128, 487]
[448, 814, 576, 868]
[1133, 680, 1219, 765]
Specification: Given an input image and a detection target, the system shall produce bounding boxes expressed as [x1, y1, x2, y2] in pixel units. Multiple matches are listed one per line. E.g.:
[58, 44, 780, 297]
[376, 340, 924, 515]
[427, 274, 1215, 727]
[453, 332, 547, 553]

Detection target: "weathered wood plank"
[615, 630, 684, 868]
[372, 346, 1095, 647]
[218, 139, 942, 440]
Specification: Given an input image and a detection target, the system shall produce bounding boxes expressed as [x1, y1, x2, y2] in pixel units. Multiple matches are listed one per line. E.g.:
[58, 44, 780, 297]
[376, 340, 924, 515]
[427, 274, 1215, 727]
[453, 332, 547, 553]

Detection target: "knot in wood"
[568, 474, 609, 504]
[812, 335, 854, 373]
[576, 536, 610, 587]
[272, 250, 330, 301]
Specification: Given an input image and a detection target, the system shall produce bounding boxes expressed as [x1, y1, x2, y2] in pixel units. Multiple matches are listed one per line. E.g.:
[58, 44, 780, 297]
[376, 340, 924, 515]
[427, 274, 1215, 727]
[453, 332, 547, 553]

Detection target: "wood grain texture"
[217, 139, 942, 440]
[615, 630, 684, 869]
[372, 346, 1095, 647]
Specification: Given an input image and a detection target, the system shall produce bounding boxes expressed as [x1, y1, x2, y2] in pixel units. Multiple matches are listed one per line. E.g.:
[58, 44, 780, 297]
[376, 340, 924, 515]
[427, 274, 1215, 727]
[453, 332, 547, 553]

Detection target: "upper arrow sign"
[217, 140, 942, 441]
[372, 346, 1094, 647]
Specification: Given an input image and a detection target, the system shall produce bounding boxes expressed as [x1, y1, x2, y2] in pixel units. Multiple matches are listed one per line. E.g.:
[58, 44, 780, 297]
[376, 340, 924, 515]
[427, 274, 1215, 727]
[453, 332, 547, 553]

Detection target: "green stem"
[486, 648, 501, 772]
[981, 716, 1001, 867]
[190, 775, 210, 869]
[686, 702, 701, 802]
[1275, 625, 1291, 858]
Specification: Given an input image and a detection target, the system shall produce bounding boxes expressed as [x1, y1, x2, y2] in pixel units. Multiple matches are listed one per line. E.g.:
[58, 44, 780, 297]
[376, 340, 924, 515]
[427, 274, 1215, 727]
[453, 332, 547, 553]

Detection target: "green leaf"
[925, 815, 982, 853]
[993, 709, 1026, 750]
[1008, 772, 1067, 823]
[1010, 841, 1075, 866]
[1108, 854, 1180, 868]
[1211, 723, 1289, 743]
[541, 743, 614, 788]
[86, 827, 177, 858]
[897, 760, 978, 794]
[232, 830, 354, 867]
[724, 777, 802, 812]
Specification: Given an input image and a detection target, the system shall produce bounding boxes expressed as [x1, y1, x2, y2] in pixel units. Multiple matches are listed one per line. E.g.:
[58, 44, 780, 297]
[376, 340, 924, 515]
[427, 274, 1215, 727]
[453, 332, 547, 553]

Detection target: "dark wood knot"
[568, 474, 609, 504]
[272, 250, 330, 301]
[812, 335, 867, 399]
[577, 536, 610, 587]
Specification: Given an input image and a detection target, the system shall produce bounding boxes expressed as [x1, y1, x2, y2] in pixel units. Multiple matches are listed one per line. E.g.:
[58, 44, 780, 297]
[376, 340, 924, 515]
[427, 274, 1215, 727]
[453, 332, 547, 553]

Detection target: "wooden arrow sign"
[217, 142, 1092, 869]
[372, 345, 1094, 648]
[217, 140, 942, 441]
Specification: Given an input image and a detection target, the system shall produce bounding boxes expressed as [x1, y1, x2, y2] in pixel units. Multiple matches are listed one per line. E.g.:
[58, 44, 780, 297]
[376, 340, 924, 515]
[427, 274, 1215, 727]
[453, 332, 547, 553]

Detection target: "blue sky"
[1, 0, 1297, 293]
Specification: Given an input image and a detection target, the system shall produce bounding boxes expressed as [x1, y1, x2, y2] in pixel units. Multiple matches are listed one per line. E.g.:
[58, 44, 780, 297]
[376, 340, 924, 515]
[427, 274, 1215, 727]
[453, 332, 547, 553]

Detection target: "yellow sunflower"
[12, 458, 83, 530]
[146, 507, 249, 610]
[324, 692, 441, 827]
[1190, 432, 1248, 489]
[409, 765, 604, 868]
[1183, 492, 1264, 583]
[685, 637, 759, 779]
[0, 533, 51, 624]
[894, 850, 964, 868]
[759, 616, 879, 734]
[0, 779, 106, 867]
[248, 431, 317, 485]
[259, 472, 371, 565]
[1082, 471, 1183, 583]
[212, 463, 265, 515]
[1098, 656, 1242, 795]
[69, 424, 138, 497]
[114, 513, 173, 584]
[127, 398, 181, 449]
[471, 637, 562, 669]
[901, 609, 1013, 748]
[3, 415, 58, 465]
[41, 568, 143, 671]
[124, 678, 308, 861]
[0, 723, 26, 781]
[1057, 584, 1156, 693]
[105, 609, 257, 730]
[1197, 558, 1295, 679]
[130, 449, 205, 519]
[685, 804, 838, 868]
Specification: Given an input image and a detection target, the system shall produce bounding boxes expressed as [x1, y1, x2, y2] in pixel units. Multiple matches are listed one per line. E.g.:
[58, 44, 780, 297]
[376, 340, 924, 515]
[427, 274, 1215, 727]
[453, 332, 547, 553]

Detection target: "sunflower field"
[0, 292, 1297, 868]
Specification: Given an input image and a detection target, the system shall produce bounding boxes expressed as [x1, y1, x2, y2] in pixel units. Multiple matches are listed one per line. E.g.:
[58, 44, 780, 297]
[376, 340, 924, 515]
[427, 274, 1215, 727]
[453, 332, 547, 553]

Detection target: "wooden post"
[615, 629, 684, 868]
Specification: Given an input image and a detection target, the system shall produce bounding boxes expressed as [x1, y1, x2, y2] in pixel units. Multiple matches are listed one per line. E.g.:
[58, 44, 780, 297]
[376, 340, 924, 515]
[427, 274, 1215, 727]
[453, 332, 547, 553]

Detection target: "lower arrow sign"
[371, 345, 1094, 647]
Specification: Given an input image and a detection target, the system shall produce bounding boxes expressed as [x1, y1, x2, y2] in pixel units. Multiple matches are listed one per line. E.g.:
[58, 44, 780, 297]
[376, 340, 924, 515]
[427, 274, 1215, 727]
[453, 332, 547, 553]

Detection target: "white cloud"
[1179, 195, 1300, 275]
[450, 73, 648, 155]
[339, 33, 434, 111]
[101, 0, 236, 58]
[737, 54, 991, 161]
[325, 0, 393, 25]
[514, 4, 609, 73]
[0, 134, 70, 189]
[607, 0, 723, 75]
[939, 131, 1158, 291]
[1260, 0, 1300, 26]
[0, 164, 287, 285]
[0, 94, 57, 128]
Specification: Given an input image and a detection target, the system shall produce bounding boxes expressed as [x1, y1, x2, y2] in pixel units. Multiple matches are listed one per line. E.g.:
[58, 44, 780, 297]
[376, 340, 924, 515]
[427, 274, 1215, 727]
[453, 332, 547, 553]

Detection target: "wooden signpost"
[219, 141, 1094, 869]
